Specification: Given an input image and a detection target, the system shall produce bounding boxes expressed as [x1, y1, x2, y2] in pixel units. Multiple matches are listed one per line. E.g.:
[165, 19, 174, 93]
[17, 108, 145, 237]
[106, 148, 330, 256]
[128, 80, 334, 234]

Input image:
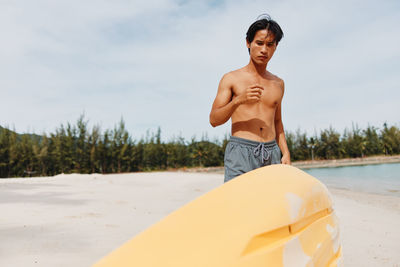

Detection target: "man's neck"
[246, 60, 268, 77]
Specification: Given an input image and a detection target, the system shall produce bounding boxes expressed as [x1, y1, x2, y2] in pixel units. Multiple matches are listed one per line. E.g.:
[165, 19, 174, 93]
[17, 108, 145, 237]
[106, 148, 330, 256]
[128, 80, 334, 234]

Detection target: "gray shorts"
[224, 136, 281, 182]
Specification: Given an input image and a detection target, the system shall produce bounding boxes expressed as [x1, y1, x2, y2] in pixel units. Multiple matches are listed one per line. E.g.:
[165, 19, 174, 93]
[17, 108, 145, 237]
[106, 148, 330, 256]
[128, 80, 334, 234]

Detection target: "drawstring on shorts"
[253, 143, 271, 163]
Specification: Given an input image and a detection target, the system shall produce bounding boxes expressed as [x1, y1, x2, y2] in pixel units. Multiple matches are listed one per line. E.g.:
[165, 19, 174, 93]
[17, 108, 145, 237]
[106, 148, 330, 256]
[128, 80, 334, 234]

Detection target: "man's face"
[247, 29, 277, 65]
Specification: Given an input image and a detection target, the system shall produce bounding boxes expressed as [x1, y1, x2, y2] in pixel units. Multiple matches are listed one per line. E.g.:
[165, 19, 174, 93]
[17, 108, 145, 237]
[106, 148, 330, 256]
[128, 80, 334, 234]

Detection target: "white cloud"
[0, 0, 399, 140]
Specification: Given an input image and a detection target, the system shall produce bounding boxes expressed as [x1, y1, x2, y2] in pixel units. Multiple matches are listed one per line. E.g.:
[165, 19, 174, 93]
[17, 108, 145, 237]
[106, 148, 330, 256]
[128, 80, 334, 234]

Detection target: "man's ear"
[246, 39, 250, 49]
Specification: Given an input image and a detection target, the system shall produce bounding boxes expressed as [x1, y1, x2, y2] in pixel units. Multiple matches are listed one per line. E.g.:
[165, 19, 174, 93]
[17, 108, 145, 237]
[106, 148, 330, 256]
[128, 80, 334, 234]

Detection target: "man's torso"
[228, 68, 284, 142]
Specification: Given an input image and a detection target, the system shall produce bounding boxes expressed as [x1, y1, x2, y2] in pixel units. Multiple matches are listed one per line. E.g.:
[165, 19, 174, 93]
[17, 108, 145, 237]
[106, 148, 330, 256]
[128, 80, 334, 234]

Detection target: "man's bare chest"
[232, 81, 282, 107]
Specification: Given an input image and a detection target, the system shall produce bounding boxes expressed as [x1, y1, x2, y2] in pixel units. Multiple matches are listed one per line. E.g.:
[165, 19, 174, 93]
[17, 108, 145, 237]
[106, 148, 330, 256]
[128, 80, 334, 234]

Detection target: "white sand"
[1, 172, 399, 267]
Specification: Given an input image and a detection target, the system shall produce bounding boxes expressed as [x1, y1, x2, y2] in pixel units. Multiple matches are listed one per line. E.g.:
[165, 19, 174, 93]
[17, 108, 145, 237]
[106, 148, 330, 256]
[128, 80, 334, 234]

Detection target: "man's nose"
[260, 45, 267, 54]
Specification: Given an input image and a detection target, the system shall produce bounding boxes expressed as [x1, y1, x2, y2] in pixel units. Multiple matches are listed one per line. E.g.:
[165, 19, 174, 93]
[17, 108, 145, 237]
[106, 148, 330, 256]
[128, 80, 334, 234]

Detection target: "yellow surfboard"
[93, 165, 342, 267]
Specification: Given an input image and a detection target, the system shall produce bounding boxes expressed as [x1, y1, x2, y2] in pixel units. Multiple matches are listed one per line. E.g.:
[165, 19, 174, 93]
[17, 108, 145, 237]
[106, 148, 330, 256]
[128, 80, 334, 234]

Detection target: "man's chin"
[254, 59, 268, 65]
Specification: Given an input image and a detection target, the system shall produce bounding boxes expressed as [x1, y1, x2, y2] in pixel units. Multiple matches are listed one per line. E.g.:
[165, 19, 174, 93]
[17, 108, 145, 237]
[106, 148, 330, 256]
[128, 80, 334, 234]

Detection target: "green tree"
[292, 129, 310, 161]
[142, 129, 166, 170]
[111, 119, 133, 172]
[316, 127, 343, 159]
[19, 134, 35, 176]
[381, 123, 400, 155]
[98, 129, 112, 173]
[33, 134, 50, 176]
[8, 130, 20, 177]
[165, 136, 188, 168]
[188, 134, 223, 167]
[75, 115, 89, 173]
[285, 131, 295, 161]
[363, 125, 383, 155]
[0, 127, 11, 177]
[343, 124, 366, 157]
[52, 125, 69, 173]
[88, 125, 101, 173]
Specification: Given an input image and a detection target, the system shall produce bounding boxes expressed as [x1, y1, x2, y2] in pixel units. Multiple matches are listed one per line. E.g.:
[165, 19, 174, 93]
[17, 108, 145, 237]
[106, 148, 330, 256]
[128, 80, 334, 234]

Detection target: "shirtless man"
[209, 15, 291, 182]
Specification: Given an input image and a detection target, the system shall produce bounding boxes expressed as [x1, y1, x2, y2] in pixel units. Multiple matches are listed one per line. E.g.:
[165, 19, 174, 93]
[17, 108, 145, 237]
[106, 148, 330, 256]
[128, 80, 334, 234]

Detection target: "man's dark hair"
[246, 14, 284, 45]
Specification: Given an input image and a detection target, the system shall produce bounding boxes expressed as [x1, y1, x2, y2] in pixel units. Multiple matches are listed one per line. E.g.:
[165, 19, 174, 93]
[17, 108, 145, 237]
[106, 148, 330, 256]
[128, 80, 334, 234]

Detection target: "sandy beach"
[1, 171, 399, 267]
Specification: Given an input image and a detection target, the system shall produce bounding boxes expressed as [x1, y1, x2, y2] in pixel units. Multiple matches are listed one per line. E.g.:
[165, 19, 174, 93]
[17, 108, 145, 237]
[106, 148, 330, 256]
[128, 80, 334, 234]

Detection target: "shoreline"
[292, 154, 400, 169]
[2, 155, 400, 179]
[176, 155, 400, 173]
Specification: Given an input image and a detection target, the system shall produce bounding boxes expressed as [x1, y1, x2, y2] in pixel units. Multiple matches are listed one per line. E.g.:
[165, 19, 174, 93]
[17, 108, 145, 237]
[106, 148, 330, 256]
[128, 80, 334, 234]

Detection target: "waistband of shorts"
[229, 136, 277, 148]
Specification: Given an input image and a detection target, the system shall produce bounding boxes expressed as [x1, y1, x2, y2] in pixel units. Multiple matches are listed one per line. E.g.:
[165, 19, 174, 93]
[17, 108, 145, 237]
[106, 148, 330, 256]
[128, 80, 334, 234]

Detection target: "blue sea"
[303, 163, 400, 197]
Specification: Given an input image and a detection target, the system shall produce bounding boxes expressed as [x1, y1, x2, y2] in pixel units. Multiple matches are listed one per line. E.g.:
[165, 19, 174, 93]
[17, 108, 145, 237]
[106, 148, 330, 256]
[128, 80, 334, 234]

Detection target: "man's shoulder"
[267, 71, 283, 82]
[221, 67, 247, 82]
[267, 71, 284, 87]
[223, 68, 244, 77]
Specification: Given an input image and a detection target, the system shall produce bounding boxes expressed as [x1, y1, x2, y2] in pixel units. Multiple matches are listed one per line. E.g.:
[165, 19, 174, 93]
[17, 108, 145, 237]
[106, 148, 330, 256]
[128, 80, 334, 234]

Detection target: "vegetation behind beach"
[0, 116, 399, 177]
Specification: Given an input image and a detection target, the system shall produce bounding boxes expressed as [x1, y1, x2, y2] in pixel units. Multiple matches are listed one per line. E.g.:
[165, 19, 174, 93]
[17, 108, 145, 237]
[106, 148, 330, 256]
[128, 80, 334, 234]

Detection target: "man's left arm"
[275, 81, 291, 165]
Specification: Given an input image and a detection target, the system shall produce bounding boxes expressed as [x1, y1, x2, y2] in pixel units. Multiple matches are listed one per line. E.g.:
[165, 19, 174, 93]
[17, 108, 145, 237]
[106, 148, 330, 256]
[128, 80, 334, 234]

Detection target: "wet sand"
[1, 172, 399, 266]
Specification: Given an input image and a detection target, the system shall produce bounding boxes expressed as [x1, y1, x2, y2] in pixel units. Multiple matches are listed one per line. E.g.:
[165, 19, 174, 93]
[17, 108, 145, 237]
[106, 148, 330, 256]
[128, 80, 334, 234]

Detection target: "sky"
[1, 0, 399, 141]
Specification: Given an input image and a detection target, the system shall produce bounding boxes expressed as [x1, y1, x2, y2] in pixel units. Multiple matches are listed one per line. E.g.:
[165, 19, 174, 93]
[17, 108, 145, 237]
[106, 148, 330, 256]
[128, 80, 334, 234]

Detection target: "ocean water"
[303, 163, 400, 197]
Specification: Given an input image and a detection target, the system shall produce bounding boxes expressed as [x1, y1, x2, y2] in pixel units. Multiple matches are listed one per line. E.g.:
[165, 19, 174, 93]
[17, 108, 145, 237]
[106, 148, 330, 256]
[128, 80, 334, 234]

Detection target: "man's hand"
[234, 84, 264, 105]
[281, 153, 291, 165]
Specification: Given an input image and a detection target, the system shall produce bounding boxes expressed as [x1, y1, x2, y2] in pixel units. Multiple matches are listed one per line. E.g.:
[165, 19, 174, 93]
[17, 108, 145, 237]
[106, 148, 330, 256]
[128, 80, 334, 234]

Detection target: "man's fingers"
[248, 92, 261, 98]
[249, 84, 264, 90]
[248, 91, 257, 96]
[249, 87, 263, 91]
[248, 88, 263, 94]
[248, 95, 261, 101]
[245, 87, 263, 103]
[248, 90, 262, 97]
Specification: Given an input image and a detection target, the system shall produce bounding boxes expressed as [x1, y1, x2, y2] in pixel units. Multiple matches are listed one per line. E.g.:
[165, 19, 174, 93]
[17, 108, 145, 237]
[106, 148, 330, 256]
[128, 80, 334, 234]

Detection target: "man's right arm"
[209, 74, 264, 127]
[209, 74, 238, 127]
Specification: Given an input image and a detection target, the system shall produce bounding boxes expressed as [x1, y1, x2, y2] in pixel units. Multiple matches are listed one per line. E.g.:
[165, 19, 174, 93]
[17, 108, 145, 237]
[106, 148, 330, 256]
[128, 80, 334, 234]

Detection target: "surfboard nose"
[93, 164, 342, 267]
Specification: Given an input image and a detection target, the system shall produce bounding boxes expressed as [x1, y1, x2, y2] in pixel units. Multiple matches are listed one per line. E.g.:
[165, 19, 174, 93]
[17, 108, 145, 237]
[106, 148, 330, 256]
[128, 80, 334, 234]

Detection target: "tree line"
[286, 123, 400, 161]
[0, 116, 399, 178]
[0, 116, 226, 178]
